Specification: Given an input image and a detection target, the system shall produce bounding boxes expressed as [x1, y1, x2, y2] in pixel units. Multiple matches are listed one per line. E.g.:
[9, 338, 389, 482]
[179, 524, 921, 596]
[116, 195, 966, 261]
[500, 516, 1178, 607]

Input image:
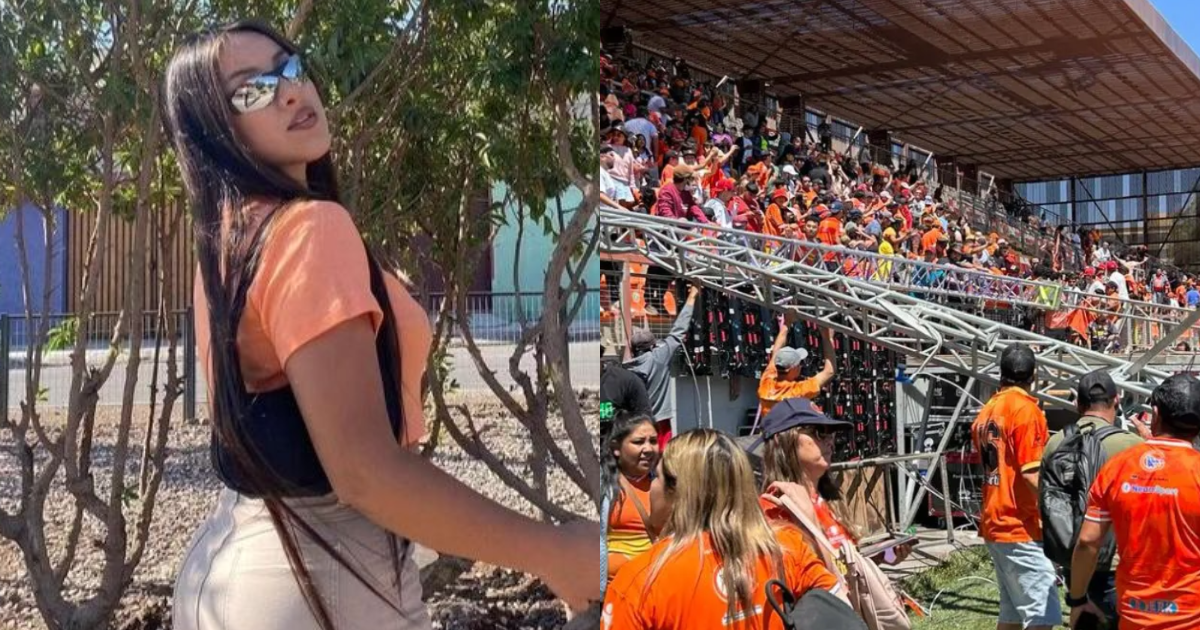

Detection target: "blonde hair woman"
[603, 429, 843, 630]
[757, 398, 912, 566]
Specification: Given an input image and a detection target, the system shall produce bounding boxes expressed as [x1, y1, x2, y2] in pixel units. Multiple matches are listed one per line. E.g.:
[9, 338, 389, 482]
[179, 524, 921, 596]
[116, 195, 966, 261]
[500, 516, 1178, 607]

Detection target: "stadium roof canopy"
[601, 0, 1200, 181]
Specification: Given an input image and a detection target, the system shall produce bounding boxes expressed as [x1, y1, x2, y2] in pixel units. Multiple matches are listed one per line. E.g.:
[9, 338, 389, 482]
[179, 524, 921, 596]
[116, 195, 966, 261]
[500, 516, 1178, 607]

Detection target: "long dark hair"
[162, 19, 404, 628]
[602, 413, 656, 520]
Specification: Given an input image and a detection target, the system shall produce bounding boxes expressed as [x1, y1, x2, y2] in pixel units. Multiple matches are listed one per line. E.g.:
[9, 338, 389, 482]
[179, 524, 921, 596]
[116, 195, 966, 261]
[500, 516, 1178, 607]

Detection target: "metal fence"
[3, 290, 601, 413]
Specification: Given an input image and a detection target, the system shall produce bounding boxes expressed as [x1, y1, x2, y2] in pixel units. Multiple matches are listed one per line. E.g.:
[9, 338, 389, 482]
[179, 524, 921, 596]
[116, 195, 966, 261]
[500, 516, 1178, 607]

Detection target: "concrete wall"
[674, 375, 761, 435]
[0, 203, 68, 315]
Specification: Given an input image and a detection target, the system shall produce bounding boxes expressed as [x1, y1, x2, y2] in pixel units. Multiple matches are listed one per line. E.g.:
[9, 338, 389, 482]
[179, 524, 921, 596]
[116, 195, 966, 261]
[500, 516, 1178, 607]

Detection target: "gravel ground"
[0, 391, 599, 629]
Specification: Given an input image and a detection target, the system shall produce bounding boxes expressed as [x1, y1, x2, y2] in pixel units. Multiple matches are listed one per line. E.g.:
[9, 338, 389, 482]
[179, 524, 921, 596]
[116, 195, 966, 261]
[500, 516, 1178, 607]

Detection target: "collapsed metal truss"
[609, 209, 1190, 330]
[599, 208, 1173, 412]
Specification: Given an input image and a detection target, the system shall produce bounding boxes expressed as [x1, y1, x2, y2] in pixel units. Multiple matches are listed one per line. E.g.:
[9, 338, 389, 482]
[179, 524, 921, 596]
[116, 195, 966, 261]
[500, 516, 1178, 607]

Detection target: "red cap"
[1084, 267, 1095, 276]
[712, 179, 735, 193]
[1106, 260, 1118, 271]
[771, 187, 789, 200]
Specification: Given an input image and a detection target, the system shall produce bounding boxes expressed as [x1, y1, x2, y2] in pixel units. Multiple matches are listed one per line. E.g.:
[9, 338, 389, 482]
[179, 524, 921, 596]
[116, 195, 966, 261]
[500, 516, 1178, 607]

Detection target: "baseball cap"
[845, 222, 859, 233]
[630, 327, 656, 349]
[1077, 369, 1117, 408]
[774, 347, 809, 370]
[713, 179, 736, 193]
[771, 187, 789, 200]
[1084, 266, 1096, 276]
[749, 397, 851, 450]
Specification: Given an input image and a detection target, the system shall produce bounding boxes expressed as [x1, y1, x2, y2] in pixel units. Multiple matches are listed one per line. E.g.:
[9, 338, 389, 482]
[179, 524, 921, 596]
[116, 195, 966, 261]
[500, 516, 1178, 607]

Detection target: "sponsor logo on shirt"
[1120, 482, 1178, 496]
[1126, 597, 1179, 615]
[1141, 452, 1165, 472]
[714, 570, 729, 602]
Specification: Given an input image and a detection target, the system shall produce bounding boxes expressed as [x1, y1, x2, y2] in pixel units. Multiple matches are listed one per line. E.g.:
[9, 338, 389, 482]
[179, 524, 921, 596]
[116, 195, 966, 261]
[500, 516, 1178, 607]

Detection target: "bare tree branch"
[286, 0, 316, 40]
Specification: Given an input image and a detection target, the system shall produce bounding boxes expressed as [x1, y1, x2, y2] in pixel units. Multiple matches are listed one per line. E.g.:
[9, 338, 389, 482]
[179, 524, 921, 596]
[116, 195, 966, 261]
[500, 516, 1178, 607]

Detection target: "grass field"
[901, 546, 1071, 629]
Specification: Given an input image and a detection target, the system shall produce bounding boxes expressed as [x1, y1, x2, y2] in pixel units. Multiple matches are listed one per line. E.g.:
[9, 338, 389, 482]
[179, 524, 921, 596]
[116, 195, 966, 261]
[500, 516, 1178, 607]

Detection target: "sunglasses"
[229, 53, 306, 114]
[801, 425, 838, 441]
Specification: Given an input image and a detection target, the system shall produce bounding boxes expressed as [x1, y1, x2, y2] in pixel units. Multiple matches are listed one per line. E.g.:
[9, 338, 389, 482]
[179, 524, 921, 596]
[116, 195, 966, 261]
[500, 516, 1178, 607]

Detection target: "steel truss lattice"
[599, 208, 1173, 412]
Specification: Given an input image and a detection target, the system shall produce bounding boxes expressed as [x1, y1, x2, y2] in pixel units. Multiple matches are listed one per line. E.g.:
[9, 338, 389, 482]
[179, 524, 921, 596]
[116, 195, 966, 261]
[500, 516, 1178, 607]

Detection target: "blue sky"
[1150, 0, 1200, 56]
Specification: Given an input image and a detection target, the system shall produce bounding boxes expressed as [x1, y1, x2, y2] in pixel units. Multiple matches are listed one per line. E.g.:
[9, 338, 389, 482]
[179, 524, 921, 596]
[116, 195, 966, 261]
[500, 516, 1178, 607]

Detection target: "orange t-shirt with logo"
[970, 387, 1048, 543]
[1085, 438, 1200, 629]
[757, 362, 822, 416]
[193, 199, 430, 447]
[602, 527, 840, 630]
[763, 203, 787, 237]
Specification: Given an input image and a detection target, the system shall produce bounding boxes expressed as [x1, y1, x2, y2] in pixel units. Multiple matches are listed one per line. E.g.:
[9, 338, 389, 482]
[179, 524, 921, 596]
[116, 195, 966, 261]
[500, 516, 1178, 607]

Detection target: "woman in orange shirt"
[758, 400, 913, 569]
[163, 21, 596, 630]
[604, 429, 844, 630]
[605, 414, 660, 581]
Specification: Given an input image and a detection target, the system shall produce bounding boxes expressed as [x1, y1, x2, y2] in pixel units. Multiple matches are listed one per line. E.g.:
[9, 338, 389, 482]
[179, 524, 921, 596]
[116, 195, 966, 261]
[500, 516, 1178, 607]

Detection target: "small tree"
[0, 1, 195, 626]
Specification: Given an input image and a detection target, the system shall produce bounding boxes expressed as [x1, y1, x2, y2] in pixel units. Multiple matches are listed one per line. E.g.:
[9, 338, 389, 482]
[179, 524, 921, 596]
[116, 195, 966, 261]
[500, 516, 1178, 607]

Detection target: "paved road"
[5, 342, 599, 410]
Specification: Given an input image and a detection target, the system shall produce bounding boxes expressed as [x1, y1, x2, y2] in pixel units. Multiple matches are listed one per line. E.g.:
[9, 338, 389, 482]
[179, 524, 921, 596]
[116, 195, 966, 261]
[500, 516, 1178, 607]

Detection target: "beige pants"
[173, 488, 431, 630]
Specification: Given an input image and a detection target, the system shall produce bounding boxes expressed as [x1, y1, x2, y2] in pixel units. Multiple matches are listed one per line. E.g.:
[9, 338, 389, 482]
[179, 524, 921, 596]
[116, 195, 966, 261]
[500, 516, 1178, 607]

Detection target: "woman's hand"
[1069, 598, 1108, 628]
[538, 519, 604, 612]
[872, 542, 914, 566]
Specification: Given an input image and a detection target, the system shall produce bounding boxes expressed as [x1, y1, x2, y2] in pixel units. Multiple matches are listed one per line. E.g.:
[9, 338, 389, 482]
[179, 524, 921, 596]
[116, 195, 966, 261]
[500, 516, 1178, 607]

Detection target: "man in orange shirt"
[1071, 374, 1200, 630]
[758, 311, 836, 416]
[817, 203, 843, 270]
[971, 344, 1061, 630]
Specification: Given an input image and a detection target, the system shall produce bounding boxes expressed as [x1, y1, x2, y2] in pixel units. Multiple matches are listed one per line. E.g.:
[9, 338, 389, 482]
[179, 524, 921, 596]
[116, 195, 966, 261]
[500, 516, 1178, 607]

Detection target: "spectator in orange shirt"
[604, 414, 660, 582]
[799, 176, 818, 209]
[970, 344, 1061, 630]
[1071, 374, 1200, 630]
[659, 150, 679, 187]
[817, 204, 843, 246]
[919, 216, 943, 255]
[750, 151, 776, 192]
[758, 311, 836, 417]
[817, 203, 844, 269]
[602, 429, 845, 630]
[755, 397, 914, 575]
[763, 188, 791, 238]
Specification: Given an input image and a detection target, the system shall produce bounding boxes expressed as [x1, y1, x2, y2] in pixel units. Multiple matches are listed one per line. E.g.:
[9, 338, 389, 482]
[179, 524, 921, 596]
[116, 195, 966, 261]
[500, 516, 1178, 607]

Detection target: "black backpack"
[765, 581, 868, 630]
[1039, 422, 1123, 569]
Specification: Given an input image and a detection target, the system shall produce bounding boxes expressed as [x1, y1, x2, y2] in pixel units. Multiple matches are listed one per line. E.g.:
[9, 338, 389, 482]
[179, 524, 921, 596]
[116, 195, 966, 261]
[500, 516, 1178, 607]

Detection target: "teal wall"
[490, 182, 599, 326]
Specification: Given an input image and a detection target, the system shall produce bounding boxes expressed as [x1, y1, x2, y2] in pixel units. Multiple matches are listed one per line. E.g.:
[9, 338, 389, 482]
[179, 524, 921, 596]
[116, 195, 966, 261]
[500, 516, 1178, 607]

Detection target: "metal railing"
[4, 290, 601, 411]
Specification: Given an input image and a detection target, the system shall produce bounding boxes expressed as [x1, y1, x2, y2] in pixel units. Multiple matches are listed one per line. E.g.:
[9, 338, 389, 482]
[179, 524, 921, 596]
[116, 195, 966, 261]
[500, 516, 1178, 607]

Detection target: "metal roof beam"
[765, 35, 1121, 85]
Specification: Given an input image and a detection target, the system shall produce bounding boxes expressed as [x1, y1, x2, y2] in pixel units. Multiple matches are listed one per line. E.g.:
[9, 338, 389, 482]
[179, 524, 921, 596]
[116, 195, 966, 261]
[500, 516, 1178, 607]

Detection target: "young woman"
[604, 414, 659, 581]
[758, 401, 912, 568]
[604, 429, 842, 629]
[162, 21, 597, 630]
